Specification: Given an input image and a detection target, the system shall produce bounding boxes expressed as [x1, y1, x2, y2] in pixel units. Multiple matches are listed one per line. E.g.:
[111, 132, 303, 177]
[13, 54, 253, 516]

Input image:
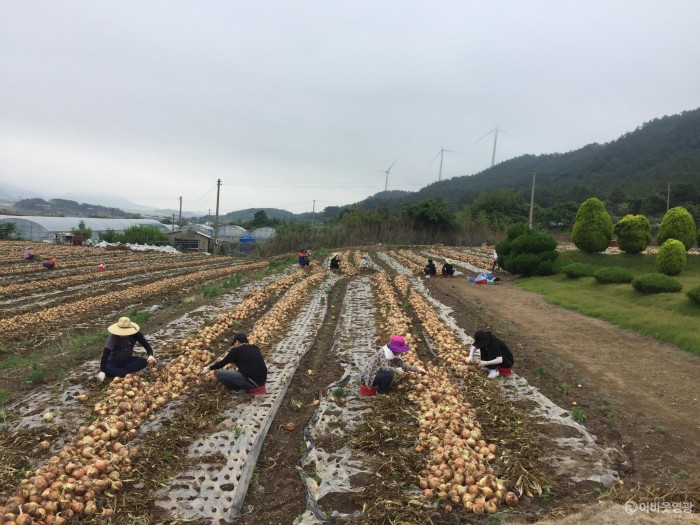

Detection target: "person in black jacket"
[97, 317, 156, 381]
[441, 258, 455, 277]
[329, 253, 341, 270]
[466, 329, 514, 378]
[423, 259, 437, 277]
[200, 333, 267, 394]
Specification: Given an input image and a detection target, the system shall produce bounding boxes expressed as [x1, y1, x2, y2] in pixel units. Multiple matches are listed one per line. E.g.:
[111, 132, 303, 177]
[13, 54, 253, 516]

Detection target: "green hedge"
[562, 262, 596, 279]
[632, 273, 683, 294]
[594, 267, 634, 284]
[655, 239, 686, 276]
[687, 285, 700, 306]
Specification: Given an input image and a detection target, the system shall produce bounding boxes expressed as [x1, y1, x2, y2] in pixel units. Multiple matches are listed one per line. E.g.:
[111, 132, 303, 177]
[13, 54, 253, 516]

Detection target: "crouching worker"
[200, 333, 267, 394]
[97, 317, 156, 381]
[441, 259, 455, 277]
[360, 335, 426, 394]
[467, 329, 514, 378]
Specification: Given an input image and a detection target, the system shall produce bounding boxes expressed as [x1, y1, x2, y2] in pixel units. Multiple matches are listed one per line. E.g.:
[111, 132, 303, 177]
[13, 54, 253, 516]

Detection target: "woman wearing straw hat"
[441, 258, 455, 277]
[96, 316, 156, 381]
[360, 336, 427, 394]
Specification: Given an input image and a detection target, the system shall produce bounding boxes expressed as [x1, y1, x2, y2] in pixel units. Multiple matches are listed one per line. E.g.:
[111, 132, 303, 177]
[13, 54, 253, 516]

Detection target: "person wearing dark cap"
[360, 335, 427, 394]
[467, 330, 514, 378]
[97, 316, 156, 381]
[423, 259, 437, 277]
[200, 333, 267, 394]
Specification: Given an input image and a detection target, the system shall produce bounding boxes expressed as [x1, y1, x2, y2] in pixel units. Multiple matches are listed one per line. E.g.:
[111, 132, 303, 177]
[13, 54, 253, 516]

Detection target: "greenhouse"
[0, 215, 169, 243]
[215, 224, 249, 242]
[249, 227, 277, 242]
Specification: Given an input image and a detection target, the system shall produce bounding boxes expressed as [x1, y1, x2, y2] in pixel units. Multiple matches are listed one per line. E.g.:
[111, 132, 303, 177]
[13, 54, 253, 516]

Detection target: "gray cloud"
[1, 1, 699, 214]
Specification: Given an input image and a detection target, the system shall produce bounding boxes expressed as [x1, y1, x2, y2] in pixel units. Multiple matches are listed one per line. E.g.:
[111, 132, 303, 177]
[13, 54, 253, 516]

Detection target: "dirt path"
[429, 277, 700, 484]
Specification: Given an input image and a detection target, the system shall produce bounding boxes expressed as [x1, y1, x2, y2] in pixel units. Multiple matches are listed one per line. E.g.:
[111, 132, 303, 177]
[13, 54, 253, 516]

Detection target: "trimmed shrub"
[655, 239, 686, 275]
[496, 224, 559, 277]
[594, 267, 634, 284]
[571, 198, 613, 253]
[508, 252, 558, 276]
[632, 273, 683, 294]
[562, 263, 595, 279]
[657, 206, 697, 251]
[614, 214, 651, 254]
[687, 285, 700, 306]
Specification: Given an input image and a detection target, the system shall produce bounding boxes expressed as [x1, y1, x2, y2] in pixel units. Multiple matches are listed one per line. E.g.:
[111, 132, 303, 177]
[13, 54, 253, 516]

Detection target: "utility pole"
[529, 169, 537, 228]
[491, 128, 499, 168]
[213, 179, 221, 253]
[178, 196, 182, 227]
[171, 213, 175, 232]
[667, 183, 671, 211]
[312, 200, 316, 226]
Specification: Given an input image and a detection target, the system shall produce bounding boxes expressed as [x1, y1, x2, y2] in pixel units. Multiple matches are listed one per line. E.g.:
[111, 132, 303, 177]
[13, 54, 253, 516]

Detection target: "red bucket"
[497, 367, 512, 376]
[246, 385, 267, 395]
[359, 384, 378, 396]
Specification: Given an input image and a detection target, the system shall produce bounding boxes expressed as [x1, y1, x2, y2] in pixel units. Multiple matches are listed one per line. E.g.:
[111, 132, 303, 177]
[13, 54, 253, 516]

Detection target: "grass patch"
[570, 406, 587, 424]
[202, 285, 223, 298]
[0, 353, 33, 372]
[222, 274, 242, 289]
[331, 386, 347, 398]
[517, 251, 700, 355]
[27, 362, 48, 385]
[127, 308, 151, 325]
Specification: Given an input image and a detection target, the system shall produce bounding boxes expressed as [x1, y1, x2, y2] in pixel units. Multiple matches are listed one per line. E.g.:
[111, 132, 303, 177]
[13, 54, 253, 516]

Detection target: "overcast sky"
[1, 1, 699, 216]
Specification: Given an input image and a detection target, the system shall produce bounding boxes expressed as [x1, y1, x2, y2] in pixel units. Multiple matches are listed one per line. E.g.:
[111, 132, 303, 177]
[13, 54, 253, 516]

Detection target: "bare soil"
[238, 271, 700, 524]
[428, 276, 700, 488]
[2, 249, 698, 525]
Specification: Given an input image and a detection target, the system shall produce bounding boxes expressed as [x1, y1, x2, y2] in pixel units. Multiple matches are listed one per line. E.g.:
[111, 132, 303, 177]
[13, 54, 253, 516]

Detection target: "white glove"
[417, 367, 427, 375]
[97, 371, 106, 382]
[200, 366, 211, 375]
[147, 355, 157, 365]
[465, 355, 473, 363]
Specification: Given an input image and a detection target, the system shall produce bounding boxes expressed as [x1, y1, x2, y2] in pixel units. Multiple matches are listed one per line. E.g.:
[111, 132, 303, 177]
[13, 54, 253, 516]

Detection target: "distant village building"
[0, 215, 169, 243]
[166, 227, 213, 253]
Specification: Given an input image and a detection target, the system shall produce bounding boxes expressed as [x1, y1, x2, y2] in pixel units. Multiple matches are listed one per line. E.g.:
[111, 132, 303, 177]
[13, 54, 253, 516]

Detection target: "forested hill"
[394, 108, 700, 211]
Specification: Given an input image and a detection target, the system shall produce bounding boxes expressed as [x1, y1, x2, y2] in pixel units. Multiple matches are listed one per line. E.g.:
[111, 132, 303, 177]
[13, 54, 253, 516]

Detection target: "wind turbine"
[430, 147, 459, 181]
[381, 161, 395, 192]
[475, 126, 516, 168]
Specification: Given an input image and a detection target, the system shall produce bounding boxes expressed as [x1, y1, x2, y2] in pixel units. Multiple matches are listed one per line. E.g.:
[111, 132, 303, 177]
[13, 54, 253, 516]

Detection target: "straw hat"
[445, 258, 452, 264]
[108, 316, 139, 336]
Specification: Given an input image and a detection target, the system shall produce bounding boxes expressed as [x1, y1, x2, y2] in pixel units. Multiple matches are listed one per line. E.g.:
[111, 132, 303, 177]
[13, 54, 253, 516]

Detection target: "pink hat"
[387, 335, 409, 353]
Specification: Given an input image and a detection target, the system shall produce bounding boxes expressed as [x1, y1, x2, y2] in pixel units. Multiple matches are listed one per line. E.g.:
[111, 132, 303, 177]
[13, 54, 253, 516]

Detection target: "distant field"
[516, 250, 700, 355]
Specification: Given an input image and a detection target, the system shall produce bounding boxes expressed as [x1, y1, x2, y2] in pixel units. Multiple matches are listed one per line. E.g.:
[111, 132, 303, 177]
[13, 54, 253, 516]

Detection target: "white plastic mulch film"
[387, 249, 621, 486]
[298, 272, 379, 524]
[153, 273, 341, 522]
